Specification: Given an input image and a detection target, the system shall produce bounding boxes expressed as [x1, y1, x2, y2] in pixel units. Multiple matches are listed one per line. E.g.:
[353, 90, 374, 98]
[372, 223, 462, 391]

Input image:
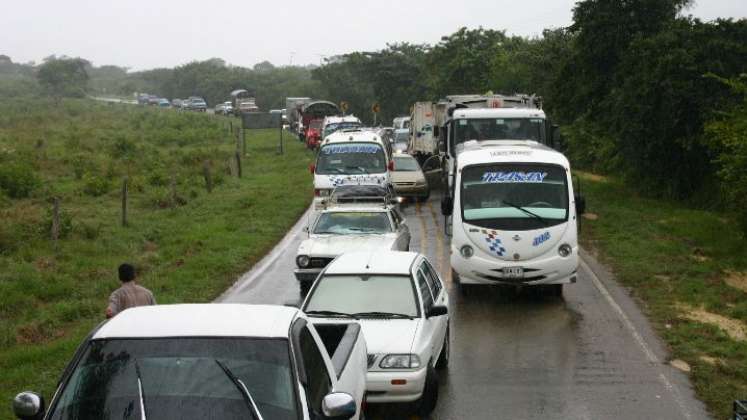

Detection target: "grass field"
[0, 99, 313, 417]
[578, 172, 747, 419]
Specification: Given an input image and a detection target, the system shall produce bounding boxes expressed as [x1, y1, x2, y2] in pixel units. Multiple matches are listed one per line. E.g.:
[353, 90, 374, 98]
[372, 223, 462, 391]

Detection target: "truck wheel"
[435, 326, 450, 370]
[414, 365, 439, 417]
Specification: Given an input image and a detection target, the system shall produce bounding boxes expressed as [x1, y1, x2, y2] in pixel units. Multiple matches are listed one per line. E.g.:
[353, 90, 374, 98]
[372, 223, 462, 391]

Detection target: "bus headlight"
[296, 255, 311, 268]
[558, 244, 572, 258]
[460, 245, 474, 258]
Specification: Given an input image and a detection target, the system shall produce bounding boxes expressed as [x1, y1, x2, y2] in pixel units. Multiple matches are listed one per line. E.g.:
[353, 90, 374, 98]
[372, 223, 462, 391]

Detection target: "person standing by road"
[105, 263, 156, 318]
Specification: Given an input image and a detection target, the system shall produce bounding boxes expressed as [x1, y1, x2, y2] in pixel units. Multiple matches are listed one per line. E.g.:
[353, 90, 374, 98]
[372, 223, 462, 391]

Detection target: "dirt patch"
[654, 274, 671, 281]
[699, 355, 722, 366]
[34, 256, 57, 271]
[724, 270, 747, 294]
[690, 248, 710, 263]
[143, 241, 158, 252]
[584, 173, 607, 182]
[670, 359, 691, 373]
[582, 212, 599, 221]
[680, 304, 746, 341]
[16, 322, 65, 345]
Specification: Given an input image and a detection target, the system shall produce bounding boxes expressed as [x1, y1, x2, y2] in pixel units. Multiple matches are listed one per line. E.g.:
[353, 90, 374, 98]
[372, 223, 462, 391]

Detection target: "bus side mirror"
[575, 195, 586, 215]
[441, 197, 453, 216]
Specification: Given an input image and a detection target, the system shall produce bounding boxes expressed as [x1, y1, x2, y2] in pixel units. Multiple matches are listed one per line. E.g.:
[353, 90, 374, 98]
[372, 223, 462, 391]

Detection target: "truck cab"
[442, 142, 585, 295]
[12, 304, 368, 420]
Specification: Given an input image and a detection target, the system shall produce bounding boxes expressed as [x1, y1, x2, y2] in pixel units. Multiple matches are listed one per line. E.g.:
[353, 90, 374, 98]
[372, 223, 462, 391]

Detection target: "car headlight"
[460, 245, 474, 258]
[558, 244, 573, 258]
[296, 255, 311, 268]
[379, 354, 421, 369]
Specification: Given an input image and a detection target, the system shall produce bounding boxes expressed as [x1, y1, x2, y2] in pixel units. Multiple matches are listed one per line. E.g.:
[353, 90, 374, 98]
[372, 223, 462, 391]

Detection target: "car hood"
[358, 319, 421, 354]
[299, 234, 399, 256]
[391, 171, 424, 183]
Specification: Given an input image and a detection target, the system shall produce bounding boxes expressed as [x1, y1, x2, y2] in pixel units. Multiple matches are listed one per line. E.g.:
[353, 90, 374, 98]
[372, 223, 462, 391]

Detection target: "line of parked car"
[137, 93, 208, 111]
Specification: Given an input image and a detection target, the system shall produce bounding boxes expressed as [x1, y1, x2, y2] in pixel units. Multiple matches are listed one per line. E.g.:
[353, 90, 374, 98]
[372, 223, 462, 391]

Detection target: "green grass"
[578, 172, 747, 419]
[0, 99, 313, 417]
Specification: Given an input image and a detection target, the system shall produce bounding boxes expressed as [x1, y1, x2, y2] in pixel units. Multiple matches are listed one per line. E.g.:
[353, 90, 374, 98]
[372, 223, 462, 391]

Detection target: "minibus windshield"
[454, 117, 545, 147]
[316, 142, 387, 175]
[460, 163, 568, 230]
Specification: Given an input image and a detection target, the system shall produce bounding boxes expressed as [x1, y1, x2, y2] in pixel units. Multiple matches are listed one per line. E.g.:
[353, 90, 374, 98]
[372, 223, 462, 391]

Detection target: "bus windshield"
[460, 163, 568, 230]
[316, 142, 387, 175]
[454, 118, 545, 148]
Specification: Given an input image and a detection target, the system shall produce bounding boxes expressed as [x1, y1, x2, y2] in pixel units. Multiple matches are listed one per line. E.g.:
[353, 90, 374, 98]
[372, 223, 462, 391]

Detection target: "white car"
[294, 197, 410, 292]
[12, 304, 368, 420]
[302, 251, 450, 417]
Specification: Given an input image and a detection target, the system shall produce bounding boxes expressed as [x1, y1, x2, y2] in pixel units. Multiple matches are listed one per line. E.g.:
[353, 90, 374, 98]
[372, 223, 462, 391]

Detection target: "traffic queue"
[12, 93, 584, 420]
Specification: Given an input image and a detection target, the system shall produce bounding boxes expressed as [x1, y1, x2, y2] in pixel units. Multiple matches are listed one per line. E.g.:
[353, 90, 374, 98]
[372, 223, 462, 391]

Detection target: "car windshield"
[305, 275, 418, 317]
[316, 142, 387, 174]
[314, 211, 391, 234]
[454, 117, 545, 146]
[461, 163, 568, 230]
[393, 156, 420, 172]
[324, 122, 361, 137]
[47, 338, 297, 420]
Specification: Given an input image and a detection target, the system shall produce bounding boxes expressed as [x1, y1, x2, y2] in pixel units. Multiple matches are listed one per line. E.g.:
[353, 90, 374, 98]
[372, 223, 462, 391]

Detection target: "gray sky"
[2, 0, 745, 71]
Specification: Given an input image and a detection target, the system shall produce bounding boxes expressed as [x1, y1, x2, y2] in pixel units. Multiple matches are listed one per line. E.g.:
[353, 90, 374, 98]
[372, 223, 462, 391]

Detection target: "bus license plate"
[502, 267, 524, 278]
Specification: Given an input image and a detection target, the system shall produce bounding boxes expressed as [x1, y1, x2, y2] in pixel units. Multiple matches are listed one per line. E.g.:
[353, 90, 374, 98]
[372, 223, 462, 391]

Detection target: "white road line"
[580, 258, 693, 420]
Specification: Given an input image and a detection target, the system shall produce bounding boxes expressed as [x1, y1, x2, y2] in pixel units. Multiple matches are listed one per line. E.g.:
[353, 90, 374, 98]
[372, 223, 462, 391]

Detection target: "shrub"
[0, 161, 40, 198]
[81, 173, 110, 197]
[41, 204, 73, 239]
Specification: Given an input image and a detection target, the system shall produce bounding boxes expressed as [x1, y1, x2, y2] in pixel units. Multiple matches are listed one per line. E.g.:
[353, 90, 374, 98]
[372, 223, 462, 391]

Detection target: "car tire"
[549, 284, 563, 297]
[435, 326, 450, 370]
[414, 365, 439, 417]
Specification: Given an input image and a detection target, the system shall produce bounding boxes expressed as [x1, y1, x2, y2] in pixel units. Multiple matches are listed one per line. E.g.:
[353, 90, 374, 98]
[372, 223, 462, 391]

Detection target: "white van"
[321, 115, 362, 140]
[442, 141, 585, 295]
[311, 130, 392, 208]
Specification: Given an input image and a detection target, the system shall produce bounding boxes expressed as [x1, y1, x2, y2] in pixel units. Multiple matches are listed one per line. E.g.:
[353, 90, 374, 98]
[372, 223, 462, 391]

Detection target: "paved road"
[219, 189, 710, 420]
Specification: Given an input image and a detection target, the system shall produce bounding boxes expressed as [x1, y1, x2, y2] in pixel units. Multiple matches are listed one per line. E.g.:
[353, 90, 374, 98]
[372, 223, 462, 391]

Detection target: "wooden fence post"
[203, 160, 213, 193]
[235, 151, 242, 178]
[121, 177, 128, 227]
[242, 128, 247, 156]
[51, 197, 60, 242]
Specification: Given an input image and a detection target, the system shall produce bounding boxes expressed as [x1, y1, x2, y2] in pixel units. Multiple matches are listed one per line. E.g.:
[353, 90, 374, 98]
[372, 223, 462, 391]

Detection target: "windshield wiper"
[133, 359, 147, 420]
[502, 200, 549, 226]
[215, 359, 263, 420]
[352, 311, 414, 319]
[344, 166, 368, 174]
[305, 310, 357, 319]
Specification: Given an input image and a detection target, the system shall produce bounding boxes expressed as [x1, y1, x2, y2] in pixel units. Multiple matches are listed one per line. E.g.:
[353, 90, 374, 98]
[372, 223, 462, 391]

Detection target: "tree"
[36, 58, 89, 100]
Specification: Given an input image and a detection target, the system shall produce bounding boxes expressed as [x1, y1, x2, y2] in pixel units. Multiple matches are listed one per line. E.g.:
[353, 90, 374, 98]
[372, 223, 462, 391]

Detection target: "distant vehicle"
[223, 101, 234, 115]
[137, 93, 150, 105]
[231, 89, 259, 115]
[300, 101, 341, 141]
[302, 251, 449, 417]
[215, 103, 226, 114]
[391, 153, 429, 201]
[186, 96, 207, 112]
[393, 116, 410, 149]
[172, 98, 183, 108]
[158, 98, 170, 108]
[147, 95, 160, 106]
[286, 97, 312, 132]
[321, 115, 362, 140]
[305, 119, 324, 149]
[409, 102, 438, 163]
[311, 130, 392, 209]
[12, 304, 368, 420]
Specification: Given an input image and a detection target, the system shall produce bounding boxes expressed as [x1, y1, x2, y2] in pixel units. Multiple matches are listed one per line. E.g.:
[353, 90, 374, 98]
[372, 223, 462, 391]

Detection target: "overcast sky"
[2, 0, 745, 71]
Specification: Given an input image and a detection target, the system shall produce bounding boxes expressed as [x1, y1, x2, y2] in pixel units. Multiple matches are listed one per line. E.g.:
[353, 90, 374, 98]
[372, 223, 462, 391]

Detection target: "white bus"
[442, 141, 585, 295]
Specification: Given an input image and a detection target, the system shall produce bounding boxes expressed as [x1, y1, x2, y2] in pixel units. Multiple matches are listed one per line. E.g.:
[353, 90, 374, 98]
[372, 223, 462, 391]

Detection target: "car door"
[421, 259, 449, 357]
[391, 208, 411, 250]
[414, 262, 440, 365]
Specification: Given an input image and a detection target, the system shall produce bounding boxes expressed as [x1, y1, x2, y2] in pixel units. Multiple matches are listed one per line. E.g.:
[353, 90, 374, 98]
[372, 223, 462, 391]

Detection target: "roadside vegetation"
[579, 172, 747, 419]
[0, 99, 313, 417]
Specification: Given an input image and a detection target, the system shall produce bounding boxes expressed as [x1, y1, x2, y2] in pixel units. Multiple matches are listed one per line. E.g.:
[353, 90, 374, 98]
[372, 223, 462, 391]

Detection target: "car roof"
[456, 141, 570, 169]
[324, 115, 361, 124]
[452, 107, 546, 119]
[325, 251, 419, 275]
[322, 130, 384, 145]
[93, 304, 299, 339]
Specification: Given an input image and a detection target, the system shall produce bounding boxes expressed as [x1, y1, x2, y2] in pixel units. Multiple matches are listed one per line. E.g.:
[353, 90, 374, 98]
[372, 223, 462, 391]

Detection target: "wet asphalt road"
[218, 188, 710, 420]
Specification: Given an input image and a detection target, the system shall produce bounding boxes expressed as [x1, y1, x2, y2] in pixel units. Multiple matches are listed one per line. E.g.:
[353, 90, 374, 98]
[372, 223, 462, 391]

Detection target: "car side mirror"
[441, 197, 453, 216]
[322, 392, 357, 420]
[575, 195, 586, 215]
[426, 305, 448, 318]
[13, 392, 44, 420]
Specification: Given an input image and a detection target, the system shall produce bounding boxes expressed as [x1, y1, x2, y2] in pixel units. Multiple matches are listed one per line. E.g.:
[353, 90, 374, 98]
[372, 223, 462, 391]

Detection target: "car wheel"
[413, 365, 439, 417]
[435, 326, 450, 370]
[549, 284, 563, 297]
